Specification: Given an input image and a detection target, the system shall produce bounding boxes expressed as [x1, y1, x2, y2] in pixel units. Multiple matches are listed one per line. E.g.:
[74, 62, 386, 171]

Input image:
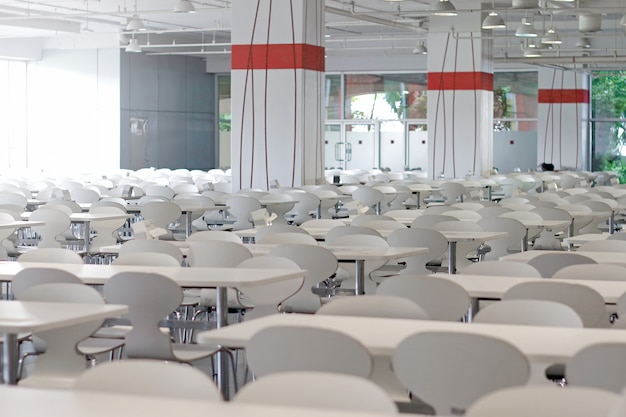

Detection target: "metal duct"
[494, 55, 626, 64]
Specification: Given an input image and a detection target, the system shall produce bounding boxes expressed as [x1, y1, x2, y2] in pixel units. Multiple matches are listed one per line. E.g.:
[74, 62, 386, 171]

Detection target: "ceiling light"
[482, 12, 506, 29]
[413, 41, 427, 54]
[576, 37, 591, 48]
[524, 49, 542, 57]
[432, 0, 457, 17]
[174, 0, 195, 13]
[541, 28, 562, 45]
[126, 14, 146, 31]
[125, 38, 142, 53]
[515, 18, 537, 37]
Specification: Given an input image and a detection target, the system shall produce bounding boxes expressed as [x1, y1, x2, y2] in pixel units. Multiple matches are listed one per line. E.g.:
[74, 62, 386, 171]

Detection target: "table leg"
[83, 221, 91, 254]
[315, 203, 322, 220]
[522, 229, 529, 252]
[567, 220, 574, 251]
[448, 242, 457, 274]
[355, 259, 365, 295]
[215, 287, 230, 400]
[609, 211, 615, 235]
[2, 332, 18, 384]
[375, 203, 381, 215]
[415, 192, 421, 209]
[185, 211, 192, 238]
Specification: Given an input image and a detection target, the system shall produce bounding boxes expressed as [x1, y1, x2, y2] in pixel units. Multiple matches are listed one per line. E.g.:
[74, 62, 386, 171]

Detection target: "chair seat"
[172, 343, 221, 362]
[77, 337, 125, 356]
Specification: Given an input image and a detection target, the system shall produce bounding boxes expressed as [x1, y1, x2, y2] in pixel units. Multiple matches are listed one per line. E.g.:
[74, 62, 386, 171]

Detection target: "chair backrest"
[392, 331, 530, 415]
[236, 256, 304, 320]
[441, 210, 482, 222]
[317, 294, 429, 319]
[527, 253, 597, 278]
[140, 201, 181, 230]
[410, 215, 458, 229]
[225, 196, 262, 230]
[284, 192, 320, 225]
[18, 248, 83, 264]
[376, 274, 471, 321]
[477, 206, 513, 217]
[103, 272, 180, 360]
[566, 343, 626, 393]
[325, 225, 382, 243]
[11, 267, 83, 299]
[118, 239, 184, 265]
[387, 228, 449, 275]
[352, 187, 384, 212]
[439, 182, 467, 204]
[233, 371, 397, 414]
[268, 244, 337, 313]
[299, 219, 345, 229]
[578, 240, 626, 252]
[246, 325, 373, 378]
[360, 220, 407, 231]
[503, 281, 606, 327]
[112, 252, 181, 267]
[186, 240, 252, 267]
[74, 359, 222, 401]
[473, 299, 584, 327]
[464, 386, 619, 417]
[186, 230, 242, 243]
[257, 232, 318, 245]
[553, 263, 626, 281]
[477, 217, 527, 260]
[29, 208, 71, 248]
[253, 224, 309, 241]
[460, 260, 542, 277]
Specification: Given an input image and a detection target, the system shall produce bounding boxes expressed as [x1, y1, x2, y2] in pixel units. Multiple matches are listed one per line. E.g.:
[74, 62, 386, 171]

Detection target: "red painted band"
[427, 72, 493, 91]
[232, 43, 325, 71]
[538, 89, 589, 104]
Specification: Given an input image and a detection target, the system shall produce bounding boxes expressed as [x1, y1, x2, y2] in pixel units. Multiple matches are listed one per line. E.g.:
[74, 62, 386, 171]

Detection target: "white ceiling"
[0, 0, 625, 68]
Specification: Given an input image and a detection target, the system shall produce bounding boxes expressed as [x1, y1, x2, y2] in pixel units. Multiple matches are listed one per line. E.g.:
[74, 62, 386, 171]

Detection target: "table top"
[196, 313, 626, 364]
[246, 244, 428, 262]
[500, 250, 626, 267]
[22, 212, 133, 222]
[0, 220, 45, 229]
[0, 386, 403, 417]
[435, 273, 626, 304]
[0, 262, 305, 288]
[562, 233, 610, 245]
[0, 300, 127, 333]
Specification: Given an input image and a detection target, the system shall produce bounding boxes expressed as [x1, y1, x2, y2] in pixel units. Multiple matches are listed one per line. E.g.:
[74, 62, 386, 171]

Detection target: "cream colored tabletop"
[501, 250, 626, 267]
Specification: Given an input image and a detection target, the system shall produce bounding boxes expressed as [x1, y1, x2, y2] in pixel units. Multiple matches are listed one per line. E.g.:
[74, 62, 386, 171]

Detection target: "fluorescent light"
[541, 28, 562, 45]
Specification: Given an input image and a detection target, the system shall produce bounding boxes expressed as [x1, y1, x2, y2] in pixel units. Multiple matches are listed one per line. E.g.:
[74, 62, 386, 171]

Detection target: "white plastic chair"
[29, 208, 71, 248]
[139, 201, 182, 241]
[473, 299, 584, 328]
[352, 187, 384, 214]
[186, 230, 242, 244]
[553, 264, 626, 281]
[17, 247, 83, 264]
[465, 386, 618, 417]
[578, 240, 626, 252]
[253, 224, 309, 242]
[461, 260, 542, 277]
[526, 252, 597, 278]
[74, 359, 223, 401]
[118, 239, 184, 265]
[225, 196, 262, 230]
[233, 371, 397, 414]
[88, 206, 128, 254]
[245, 325, 372, 378]
[392, 331, 530, 416]
[566, 343, 626, 393]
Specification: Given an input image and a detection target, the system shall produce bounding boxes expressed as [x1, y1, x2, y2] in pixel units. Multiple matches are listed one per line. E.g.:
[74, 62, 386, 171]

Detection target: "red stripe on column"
[538, 89, 589, 104]
[232, 43, 325, 71]
[427, 72, 493, 91]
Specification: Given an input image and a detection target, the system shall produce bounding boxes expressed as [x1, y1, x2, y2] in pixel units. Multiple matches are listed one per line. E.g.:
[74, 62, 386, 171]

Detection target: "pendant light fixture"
[482, 1, 505, 30]
[432, 0, 457, 17]
[412, 41, 427, 54]
[126, 0, 146, 31]
[515, 17, 537, 37]
[174, 0, 195, 13]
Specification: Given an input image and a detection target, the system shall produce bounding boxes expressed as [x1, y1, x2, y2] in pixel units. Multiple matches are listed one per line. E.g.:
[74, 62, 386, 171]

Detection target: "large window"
[591, 71, 626, 181]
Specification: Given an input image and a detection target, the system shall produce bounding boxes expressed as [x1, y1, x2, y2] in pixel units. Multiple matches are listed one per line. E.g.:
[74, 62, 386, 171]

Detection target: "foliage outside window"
[591, 71, 626, 182]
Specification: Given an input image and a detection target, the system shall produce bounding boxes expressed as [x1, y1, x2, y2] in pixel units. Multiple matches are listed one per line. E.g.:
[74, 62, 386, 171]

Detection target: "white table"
[501, 250, 626, 267]
[0, 300, 127, 385]
[438, 231, 508, 274]
[0, 385, 408, 417]
[247, 244, 428, 295]
[197, 313, 626, 368]
[562, 233, 610, 246]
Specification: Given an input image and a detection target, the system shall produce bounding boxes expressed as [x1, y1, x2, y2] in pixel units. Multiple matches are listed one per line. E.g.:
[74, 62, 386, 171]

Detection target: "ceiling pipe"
[325, 6, 426, 33]
[494, 55, 626, 64]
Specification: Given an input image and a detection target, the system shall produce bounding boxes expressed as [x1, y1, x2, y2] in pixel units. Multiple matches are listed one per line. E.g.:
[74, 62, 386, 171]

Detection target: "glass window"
[325, 74, 341, 119]
[217, 74, 231, 169]
[493, 71, 538, 132]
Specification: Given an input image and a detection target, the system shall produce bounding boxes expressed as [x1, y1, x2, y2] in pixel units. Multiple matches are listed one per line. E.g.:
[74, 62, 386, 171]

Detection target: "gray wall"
[120, 53, 217, 170]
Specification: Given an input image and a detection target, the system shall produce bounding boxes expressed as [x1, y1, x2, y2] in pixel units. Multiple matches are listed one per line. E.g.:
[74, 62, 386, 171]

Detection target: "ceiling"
[1, 0, 626, 69]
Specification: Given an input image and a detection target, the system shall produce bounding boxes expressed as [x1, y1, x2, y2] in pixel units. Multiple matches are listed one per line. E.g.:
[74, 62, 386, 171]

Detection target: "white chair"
[139, 201, 182, 241]
[465, 386, 618, 417]
[15, 282, 125, 388]
[18, 247, 83, 264]
[526, 253, 597, 278]
[245, 325, 372, 378]
[433, 221, 484, 270]
[442, 210, 482, 222]
[253, 224, 309, 242]
[352, 187, 384, 214]
[186, 230, 242, 244]
[117, 239, 184, 265]
[410, 214, 457, 229]
[268, 244, 337, 313]
[325, 225, 382, 243]
[29, 208, 71, 248]
[376, 274, 471, 321]
[387, 228, 449, 275]
[566, 343, 626, 393]
[392, 331, 530, 415]
[233, 371, 398, 414]
[473, 299, 584, 328]
[461, 260, 542, 277]
[74, 359, 223, 401]
[553, 263, 626, 281]
[578, 240, 626, 252]
[477, 217, 527, 259]
[225, 196, 263, 230]
[503, 280, 606, 327]
[236, 256, 304, 320]
[88, 206, 128, 254]
[283, 192, 320, 225]
[439, 182, 467, 204]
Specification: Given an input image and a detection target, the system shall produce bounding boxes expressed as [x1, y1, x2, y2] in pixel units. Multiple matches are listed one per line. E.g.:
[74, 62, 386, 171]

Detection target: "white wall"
[22, 49, 120, 176]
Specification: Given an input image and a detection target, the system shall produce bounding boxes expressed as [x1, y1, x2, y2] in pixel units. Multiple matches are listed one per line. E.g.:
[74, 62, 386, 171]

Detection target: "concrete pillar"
[537, 67, 589, 170]
[427, 4, 494, 179]
[230, 0, 325, 191]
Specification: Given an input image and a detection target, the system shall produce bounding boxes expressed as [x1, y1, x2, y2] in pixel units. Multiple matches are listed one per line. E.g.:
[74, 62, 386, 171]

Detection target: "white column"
[427, 6, 494, 179]
[537, 68, 589, 170]
[230, 0, 325, 191]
